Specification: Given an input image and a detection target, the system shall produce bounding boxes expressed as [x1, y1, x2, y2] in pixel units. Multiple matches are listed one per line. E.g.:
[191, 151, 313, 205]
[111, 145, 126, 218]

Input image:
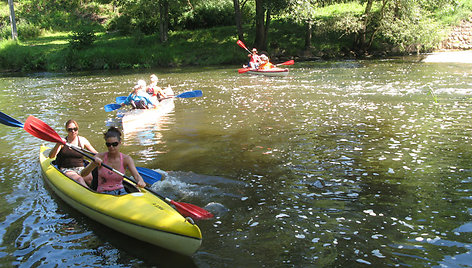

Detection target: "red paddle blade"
[24, 115, 65, 145]
[237, 40, 248, 50]
[170, 200, 214, 220]
[281, 60, 294, 66]
[238, 68, 251, 74]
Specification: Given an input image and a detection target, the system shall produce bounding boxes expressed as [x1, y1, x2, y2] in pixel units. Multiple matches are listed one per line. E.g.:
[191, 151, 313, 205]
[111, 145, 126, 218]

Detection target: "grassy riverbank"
[1, 1, 471, 73]
[0, 21, 310, 72]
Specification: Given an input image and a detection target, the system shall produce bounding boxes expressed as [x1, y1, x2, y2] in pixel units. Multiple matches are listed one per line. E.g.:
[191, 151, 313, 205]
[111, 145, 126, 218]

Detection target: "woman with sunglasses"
[49, 119, 98, 188]
[81, 127, 146, 195]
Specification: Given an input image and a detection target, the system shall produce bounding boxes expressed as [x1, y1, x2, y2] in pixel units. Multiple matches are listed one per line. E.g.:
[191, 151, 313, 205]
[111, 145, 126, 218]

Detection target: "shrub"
[69, 26, 96, 49]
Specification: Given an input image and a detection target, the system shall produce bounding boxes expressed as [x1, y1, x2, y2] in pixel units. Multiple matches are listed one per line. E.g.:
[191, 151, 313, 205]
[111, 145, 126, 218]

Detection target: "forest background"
[1, 0, 472, 72]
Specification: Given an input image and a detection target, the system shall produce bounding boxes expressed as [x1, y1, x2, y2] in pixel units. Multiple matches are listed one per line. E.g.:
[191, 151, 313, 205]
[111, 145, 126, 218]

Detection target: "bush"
[69, 26, 96, 49]
[179, 0, 235, 29]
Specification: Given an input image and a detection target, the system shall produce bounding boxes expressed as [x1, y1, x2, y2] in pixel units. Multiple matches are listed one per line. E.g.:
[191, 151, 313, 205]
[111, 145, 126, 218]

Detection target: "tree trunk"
[8, 0, 18, 41]
[305, 21, 312, 50]
[254, 0, 265, 50]
[233, 0, 244, 42]
[159, 0, 169, 43]
[355, 0, 374, 52]
[263, 9, 270, 50]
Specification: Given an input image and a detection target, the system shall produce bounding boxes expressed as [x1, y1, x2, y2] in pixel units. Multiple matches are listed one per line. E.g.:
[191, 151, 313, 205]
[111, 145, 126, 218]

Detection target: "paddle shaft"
[67, 146, 207, 218]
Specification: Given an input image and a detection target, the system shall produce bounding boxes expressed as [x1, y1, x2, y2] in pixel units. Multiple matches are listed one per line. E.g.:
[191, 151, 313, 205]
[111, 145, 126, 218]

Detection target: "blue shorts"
[101, 188, 127, 195]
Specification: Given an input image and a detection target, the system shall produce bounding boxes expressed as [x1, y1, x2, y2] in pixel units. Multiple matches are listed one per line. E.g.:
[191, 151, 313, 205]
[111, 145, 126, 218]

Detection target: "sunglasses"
[67, 127, 78, 132]
[105, 141, 119, 147]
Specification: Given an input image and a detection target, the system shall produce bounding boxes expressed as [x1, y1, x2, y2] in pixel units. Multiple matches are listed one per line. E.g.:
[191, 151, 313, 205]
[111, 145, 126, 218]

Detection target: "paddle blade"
[280, 60, 294, 66]
[24, 115, 65, 144]
[237, 40, 248, 50]
[238, 68, 251, 74]
[116, 96, 127, 104]
[136, 167, 162, 185]
[176, 90, 202, 99]
[193, 90, 203, 97]
[104, 103, 122, 112]
[170, 200, 214, 220]
[0, 112, 24, 128]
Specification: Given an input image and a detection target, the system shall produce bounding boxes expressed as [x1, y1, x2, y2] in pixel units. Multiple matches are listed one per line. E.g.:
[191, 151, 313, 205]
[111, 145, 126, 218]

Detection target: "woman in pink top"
[81, 127, 146, 195]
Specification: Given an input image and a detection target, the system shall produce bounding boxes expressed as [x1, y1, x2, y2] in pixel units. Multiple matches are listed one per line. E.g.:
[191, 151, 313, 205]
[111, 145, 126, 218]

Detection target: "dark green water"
[0, 58, 471, 267]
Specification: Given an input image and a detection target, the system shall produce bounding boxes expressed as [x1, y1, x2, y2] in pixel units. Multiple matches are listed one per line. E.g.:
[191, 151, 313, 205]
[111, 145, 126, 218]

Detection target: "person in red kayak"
[259, 54, 274, 70]
[248, 48, 262, 69]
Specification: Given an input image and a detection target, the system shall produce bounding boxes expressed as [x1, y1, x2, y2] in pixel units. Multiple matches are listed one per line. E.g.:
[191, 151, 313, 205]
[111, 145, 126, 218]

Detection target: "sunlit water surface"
[0, 58, 471, 267]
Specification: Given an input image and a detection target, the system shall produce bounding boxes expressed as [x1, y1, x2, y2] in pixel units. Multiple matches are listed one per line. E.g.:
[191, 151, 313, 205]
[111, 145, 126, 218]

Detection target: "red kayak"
[243, 67, 289, 77]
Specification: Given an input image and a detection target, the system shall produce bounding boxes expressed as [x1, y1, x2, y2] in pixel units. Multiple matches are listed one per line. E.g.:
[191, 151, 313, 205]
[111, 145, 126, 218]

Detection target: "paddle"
[107, 90, 203, 112]
[23, 115, 213, 220]
[104, 103, 122, 112]
[237, 40, 251, 54]
[116, 96, 127, 105]
[136, 166, 162, 185]
[238, 60, 295, 74]
[0, 111, 162, 185]
[276, 59, 295, 66]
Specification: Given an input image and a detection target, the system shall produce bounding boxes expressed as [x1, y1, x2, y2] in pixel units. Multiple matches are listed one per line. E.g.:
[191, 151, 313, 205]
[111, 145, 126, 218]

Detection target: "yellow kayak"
[39, 145, 202, 255]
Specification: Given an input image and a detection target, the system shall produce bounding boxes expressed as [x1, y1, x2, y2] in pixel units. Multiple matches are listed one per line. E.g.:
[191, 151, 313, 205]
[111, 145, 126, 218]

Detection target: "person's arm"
[122, 93, 134, 106]
[81, 154, 102, 177]
[124, 154, 146, 188]
[49, 143, 63, 158]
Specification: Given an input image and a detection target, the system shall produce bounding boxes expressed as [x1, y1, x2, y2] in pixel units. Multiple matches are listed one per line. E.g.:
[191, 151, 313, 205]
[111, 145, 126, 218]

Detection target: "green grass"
[1, 0, 471, 72]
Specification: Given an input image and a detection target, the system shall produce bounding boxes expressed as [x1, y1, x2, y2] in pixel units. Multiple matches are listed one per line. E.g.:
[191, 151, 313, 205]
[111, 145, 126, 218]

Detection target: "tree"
[253, 0, 289, 50]
[233, 0, 245, 42]
[159, 0, 169, 42]
[8, 0, 18, 40]
[288, 0, 318, 51]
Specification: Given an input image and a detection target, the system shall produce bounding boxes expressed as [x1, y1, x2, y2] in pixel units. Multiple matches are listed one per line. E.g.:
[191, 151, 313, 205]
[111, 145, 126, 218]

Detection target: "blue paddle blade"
[116, 96, 127, 104]
[0, 112, 24, 128]
[136, 167, 162, 185]
[104, 103, 122, 112]
[176, 90, 203, 98]
[193, 90, 203, 97]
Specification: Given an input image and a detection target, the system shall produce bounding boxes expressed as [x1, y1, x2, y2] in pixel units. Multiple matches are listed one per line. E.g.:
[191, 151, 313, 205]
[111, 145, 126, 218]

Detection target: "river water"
[0, 58, 471, 267]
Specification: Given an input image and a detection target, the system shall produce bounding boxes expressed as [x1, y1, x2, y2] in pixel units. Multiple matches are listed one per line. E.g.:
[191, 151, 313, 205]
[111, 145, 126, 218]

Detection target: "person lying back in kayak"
[146, 74, 168, 104]
[81, 127, 146, 195]
[258, 54, 274, 70]
[49, 119, 98, 188]
[122, 80, 154, 109]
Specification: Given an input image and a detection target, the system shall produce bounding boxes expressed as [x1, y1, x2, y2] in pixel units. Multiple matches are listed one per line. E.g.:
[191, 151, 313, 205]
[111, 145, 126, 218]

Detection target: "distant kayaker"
[259, 54, 274, 70]
[81, 127, 146, 195]
[49, 119, 98, 188]
[248, 48, 262, 69]
[146, 74, 168, 103]
[122, 80, 154, 109]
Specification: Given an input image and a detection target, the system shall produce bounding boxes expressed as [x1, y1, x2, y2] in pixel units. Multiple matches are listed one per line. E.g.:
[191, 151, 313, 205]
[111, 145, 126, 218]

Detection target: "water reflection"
[0, 60, 472, 266]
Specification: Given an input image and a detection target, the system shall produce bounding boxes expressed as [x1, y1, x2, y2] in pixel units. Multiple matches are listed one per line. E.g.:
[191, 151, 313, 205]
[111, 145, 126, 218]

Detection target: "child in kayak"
[122, 80, 154, 109]
[81, 127, 146, 195]
[258, 54, 274, 70]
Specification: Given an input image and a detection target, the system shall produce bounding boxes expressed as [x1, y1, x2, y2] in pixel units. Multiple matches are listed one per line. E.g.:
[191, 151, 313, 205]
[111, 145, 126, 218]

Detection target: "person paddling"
[81, 127, 146, 195]
[49, 120, 98, 188]
[146, 74, 168, 104]
[122, 80, 154, 109]
[248, 48, 262, 69]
